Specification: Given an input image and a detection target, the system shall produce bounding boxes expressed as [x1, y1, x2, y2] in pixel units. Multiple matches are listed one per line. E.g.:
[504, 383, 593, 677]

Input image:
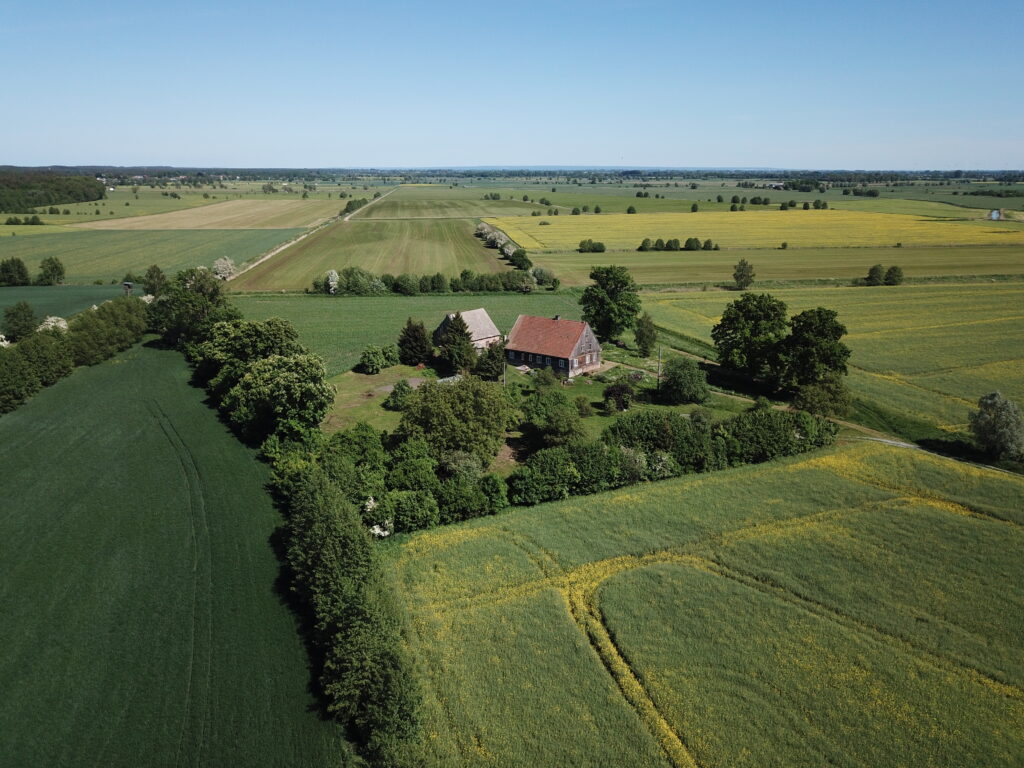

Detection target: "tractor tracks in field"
[229, 186, 398, 281]
[148, 400, 214, 766]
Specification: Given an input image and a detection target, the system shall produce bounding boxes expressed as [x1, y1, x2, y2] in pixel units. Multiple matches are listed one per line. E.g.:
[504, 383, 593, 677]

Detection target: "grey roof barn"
[434, 308, 502, 350]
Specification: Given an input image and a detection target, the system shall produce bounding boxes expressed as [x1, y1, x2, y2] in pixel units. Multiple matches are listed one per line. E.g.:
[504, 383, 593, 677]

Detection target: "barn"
[433, 308, 502, 351]
[505, 314, 602, 378]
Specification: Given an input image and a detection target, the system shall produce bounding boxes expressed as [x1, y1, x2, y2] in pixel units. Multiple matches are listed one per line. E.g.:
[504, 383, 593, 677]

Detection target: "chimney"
[553, 314, 561, 321]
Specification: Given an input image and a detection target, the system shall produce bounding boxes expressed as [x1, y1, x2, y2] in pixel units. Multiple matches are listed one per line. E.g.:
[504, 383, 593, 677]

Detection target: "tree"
[793, 371, 852, 417]
[691, 203, 699, 212]
[733, 259, 755, 290]
[969, 392, 1024, 461]
[473, 341, 506, 381]
[397, 318, 432, 365]
[398, 377, 515, 465]
[884, 265, 904, 285]
[777, 307, 851, 389]
[522, 387, 583, 447]
[437, 312, 475, 373]
[0, 257, 30, 286]
[2, 301, 38, 342]
[711, 293, 788, 381]
[634, 312, 657, 357]
[221, 354, 335, 442]
[593, 205, 602, 214]
[192, 317, 303, 398]
[16, 330, 74, 387]
[0, 346, 40, 413]
[865, 264, 885, 286]
[603, 380, 635, 412]
[580, 265, 641, 341]
[35, 256, 65, 286]
[626, 206, 637, 214]
[143, 264, 167, 296]
[638, 238, 652, 252]
[212, 257, 236, 280]
[148, 267, 241, 345]
[661, 356, 708, 404]
[383, 379, 414, 411]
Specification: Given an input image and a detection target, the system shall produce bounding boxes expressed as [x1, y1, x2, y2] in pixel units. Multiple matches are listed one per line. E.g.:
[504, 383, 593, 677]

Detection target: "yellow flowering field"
[487, 209, 1024, 251]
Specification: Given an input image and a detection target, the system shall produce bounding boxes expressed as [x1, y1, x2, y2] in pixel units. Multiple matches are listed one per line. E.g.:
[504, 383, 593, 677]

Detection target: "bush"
[661, 356, 708, 404]
[507, 447, 580, 505]
[884, 265, 904, 285]
[378, 491, 440, 533]
[384, 379, 414, 410]
[359, 344, 393, 374]
[969, 392, 1024, 461]
[603, 380, 635, 412]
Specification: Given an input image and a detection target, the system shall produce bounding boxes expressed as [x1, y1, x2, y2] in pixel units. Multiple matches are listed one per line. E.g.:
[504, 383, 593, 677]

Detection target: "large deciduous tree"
[970, 392, 1024, 461]
[580, 265, 641, 341]
[661, 356, 709, 404]
[2, 301, 38, 342]
[147, 267, 241, 345]
[776, 307, 851, 389]
[711, 293, 788, 381]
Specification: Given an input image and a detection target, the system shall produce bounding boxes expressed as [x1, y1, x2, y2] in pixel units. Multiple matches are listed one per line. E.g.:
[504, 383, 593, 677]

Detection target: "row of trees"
[863, 264, 904, 286]
[312, 266, 547, 296]
[577, 239, 606, 253]
[0, 297, 146, 413]
[0, 172, 105, 213]
[0, 256, 65, 286]
[637, 237, 717, 251]
[4, 215, 43, 225]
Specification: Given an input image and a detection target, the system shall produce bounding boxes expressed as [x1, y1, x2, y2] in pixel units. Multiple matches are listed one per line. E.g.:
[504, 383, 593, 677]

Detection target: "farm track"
[229, 187, 398, 282]
[409, 477, 1024, 766]
[149, 400, 214, 766]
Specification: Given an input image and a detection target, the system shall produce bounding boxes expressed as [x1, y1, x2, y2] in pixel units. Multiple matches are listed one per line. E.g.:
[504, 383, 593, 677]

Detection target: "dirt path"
[229, 186, 399, 282]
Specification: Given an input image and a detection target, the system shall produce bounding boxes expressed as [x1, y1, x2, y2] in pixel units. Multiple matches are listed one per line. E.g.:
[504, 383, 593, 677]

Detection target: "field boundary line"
[229, 187, 399, 281]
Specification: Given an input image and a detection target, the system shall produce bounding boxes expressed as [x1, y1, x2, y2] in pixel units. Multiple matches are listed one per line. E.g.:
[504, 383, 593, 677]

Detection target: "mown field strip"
[73, 198, 342, 230]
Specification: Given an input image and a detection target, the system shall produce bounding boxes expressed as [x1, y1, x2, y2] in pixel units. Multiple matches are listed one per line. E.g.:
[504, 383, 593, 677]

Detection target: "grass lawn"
[532, 243, 1024, 286]
[0, 229, 303, 284]
[642, 282, 1024, 441]
[489, 209, 1024, 252]
[231, 218, 509, 291]
[0, 284, 127, 317]
[387, 441, 1024, 767]
[232, 291, 582, 376]
[0, 342, 355, 767]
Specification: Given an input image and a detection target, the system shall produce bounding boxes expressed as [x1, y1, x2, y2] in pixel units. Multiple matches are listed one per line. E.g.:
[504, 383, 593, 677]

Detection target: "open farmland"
[352, 184, 540, 219]
[233, 291, 581, 375]
[0, 228, 303, 284]
[389, 441, 1024, 767]
[643, 282, 1024, 441]
[489, 210, 1024, 251]
[75, 198, 342, 230]
[230, 218, 507, 292]
[533, 243, 1024, 286]
[0, 343, 355, 767]
[0, 284, 125, 316]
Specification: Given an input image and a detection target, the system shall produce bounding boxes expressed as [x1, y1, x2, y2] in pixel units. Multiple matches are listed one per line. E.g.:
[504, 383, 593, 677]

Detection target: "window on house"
[545, 356, 551, 365]
[559, 359, 565, 368]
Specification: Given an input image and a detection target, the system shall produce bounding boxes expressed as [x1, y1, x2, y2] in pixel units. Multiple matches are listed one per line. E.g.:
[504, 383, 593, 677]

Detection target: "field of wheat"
[488, 210, 1024, 251]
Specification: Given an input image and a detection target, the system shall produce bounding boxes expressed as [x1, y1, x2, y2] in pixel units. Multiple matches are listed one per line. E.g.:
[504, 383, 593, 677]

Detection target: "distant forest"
[0, 172, 106, 213]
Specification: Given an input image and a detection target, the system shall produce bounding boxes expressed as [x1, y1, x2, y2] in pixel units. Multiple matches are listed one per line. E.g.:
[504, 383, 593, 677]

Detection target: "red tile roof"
[506, 315, 588, 359]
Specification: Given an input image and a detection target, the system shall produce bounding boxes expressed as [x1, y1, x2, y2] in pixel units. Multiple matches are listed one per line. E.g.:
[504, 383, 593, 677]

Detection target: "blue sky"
[3, 0, 1021, 168]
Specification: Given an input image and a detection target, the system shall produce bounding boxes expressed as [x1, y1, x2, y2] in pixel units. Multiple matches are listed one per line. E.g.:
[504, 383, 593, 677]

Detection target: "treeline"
[638, 237, 717, 251]
[841, 187, 881, 197]
[0, 297, 146, 414]
[963, 188, 1024, 198]
[1, 256, 67, 286]
[144, 266, 421, 763]
[4, 215, 44, 225]
[0, 172, 105, 213]
[507, 406, 836, 504]
[343, 197, 370, 214]
[312, 266, 554, 296]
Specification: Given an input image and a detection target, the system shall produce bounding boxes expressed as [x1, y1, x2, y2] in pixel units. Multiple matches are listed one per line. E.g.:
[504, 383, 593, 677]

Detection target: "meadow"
[230, 218, 507, 292]
[532, 243, 1024, 286]
[642, 282, 1024, 441]
[0, 284, 126, 316]
[233, 291, 581, 375]
[352, 185, 540, 219]
[0, 229, 303, 284]
[0, 343, 356, 767]
[488, 209, 1024, 251]
[387, 441, 1024, 767]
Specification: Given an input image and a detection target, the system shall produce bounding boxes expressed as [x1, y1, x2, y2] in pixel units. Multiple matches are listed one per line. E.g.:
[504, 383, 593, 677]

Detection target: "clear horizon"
[3, 0, 1022, 169]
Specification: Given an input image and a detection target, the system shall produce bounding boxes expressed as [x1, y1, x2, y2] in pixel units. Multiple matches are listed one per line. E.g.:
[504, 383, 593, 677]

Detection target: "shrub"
[661, 356, 708, 404]
[384, 379, 414, 410]
[603, 380, 635, 412]
[507, 447, 580, 505]
[884, 265, 904, 285]
[378, 491, 440, 533]
[359, 345, 390, 374]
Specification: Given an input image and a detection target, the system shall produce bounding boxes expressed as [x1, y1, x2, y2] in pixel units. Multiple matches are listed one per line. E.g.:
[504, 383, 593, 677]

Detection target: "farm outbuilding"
[505, 314, 601, 378]
[433, 308, 502, 351]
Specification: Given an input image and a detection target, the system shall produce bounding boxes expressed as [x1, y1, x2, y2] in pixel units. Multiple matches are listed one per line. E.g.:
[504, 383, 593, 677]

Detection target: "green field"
[230, 218, 508, 292]
[0, 284, 126, 316]
[0, 343, 355, 766]
[533, 243, 1024, 286]
[0, 229, 303, 284]
[233, 292, 581, 375]
[77, 198, 342, 230]
[352, 185, 541, 219]
[388, 441, 1024, 767]
[643, 282, 1024, 440]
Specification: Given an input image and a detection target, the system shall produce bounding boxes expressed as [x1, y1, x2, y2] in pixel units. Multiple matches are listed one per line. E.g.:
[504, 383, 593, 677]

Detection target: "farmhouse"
[505, 314, 602, 378]
[434, 308, 502, 351]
